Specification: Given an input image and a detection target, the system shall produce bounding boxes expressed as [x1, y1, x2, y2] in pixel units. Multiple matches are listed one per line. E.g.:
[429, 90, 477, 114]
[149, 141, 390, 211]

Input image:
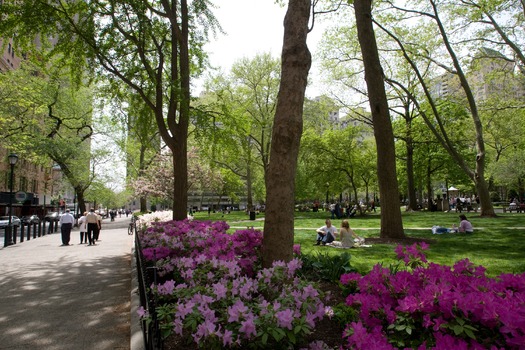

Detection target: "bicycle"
[128, 216, 137, 235]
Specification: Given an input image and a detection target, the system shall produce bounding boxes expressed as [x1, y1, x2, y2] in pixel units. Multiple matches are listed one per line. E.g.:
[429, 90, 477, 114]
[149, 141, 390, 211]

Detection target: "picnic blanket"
[326, 237, 371, 248]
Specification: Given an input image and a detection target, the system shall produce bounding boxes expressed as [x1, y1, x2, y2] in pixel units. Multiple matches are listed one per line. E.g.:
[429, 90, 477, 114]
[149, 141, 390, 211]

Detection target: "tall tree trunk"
[426, 159, 432, 210]
[140, 197, 147, 212]
[246, 162, 254, 211]
[354, 0, 405, 239]
[262, 0, 311, 267]
[75, 187, 86, 215]
[405, 128, 418, 211]
[170, 127, 188, 220]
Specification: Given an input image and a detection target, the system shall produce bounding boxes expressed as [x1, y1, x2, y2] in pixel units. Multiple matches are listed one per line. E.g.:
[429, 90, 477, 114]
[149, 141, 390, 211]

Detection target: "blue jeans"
[317, 232, 334, 244]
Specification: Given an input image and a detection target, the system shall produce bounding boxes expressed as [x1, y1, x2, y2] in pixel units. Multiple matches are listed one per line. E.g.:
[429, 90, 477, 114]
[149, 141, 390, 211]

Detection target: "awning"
[448, 186, 459, 191]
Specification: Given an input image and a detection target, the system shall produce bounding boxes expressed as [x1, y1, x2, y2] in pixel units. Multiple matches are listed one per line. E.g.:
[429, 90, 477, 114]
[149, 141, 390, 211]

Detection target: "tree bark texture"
[262, 0, 312, 268]
[354, 0, 405, 238]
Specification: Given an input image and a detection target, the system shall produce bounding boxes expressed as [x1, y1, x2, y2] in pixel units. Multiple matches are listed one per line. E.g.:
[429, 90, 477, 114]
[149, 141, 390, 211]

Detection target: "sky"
[204, 1, 287, 69]
[197, 0, 327, 97]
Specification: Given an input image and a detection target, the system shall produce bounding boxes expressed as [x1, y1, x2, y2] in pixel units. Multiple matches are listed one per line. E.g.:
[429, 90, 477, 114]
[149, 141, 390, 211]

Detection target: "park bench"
[504, 203, 525, 213]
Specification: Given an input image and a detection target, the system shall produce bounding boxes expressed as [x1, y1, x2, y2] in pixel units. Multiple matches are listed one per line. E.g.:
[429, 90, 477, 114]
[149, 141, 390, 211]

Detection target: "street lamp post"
[4, 153, 18, 247]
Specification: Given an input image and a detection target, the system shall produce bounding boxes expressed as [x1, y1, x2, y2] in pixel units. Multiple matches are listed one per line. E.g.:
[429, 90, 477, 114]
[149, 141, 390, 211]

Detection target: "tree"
[98, 87, 161, 212]
[374, 0, 498, 216]
[354, 0, 405, 239]
[0, 0, 219, 220]
[299, 123, 376, 208]
[200, 53, 280, 211]
[263, 0, 312, 266]
[0, 62, 99, 215]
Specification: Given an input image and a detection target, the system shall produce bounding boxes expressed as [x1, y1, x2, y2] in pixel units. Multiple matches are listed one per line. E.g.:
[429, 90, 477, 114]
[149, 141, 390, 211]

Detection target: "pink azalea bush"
[139, 219, 262, 277]
[340, 243, 525, 349]
[138, 219, 329, 349]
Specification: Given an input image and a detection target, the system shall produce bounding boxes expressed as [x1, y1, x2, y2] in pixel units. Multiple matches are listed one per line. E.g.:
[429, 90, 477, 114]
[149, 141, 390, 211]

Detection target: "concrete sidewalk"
[0, 221, 135, 349]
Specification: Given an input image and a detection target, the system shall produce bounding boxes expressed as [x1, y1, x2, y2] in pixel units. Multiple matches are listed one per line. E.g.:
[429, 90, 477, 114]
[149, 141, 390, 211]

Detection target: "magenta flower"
[212, 282, 228, 300]
[239, 314, 257, 338]
[340, 272, 362, 285]
[222, 329, 234, 347]
[227, 300, 248, 323]
[275, 309, 295, 330]
[157, 280, 176, 295]
[137, 306, 148, 318]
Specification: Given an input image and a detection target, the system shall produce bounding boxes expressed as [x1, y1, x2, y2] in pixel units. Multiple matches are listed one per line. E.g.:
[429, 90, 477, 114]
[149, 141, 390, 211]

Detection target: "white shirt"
[78, 215, 87, 232]
[60, 212, 75, 225]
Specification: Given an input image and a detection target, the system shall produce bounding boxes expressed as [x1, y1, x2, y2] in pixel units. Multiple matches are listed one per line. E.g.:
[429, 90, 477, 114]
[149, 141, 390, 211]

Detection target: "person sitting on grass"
[328, 219, 365, 248]
[315, 219, 337, 245]
[457, 214, 474, 233]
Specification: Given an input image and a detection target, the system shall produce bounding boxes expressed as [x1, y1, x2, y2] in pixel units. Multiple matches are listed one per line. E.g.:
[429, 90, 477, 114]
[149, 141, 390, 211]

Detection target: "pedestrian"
[86, 208, 99, 246]
[314, 219, 337, 246]
[59, 209, 75, 246]
[78, 211, 88, 244]
[93, 211, 103, 242]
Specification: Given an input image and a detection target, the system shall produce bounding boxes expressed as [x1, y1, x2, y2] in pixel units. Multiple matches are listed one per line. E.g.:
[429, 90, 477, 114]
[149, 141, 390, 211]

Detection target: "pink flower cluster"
[139, 219, 262, 277]
[139, 219, 327, 349]
[340, 243, 525, 349]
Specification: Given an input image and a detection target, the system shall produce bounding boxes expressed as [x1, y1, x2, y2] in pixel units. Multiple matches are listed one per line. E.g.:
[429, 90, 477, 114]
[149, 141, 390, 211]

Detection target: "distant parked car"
[21, 215, 40, 225]
[0, 216, 21, 229]
[44, 212, 61, 222]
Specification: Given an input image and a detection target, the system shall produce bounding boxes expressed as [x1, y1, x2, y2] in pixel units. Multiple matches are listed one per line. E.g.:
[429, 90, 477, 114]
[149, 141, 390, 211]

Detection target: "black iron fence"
[134, 231, 162, 350]
[3, 220, 59, 246]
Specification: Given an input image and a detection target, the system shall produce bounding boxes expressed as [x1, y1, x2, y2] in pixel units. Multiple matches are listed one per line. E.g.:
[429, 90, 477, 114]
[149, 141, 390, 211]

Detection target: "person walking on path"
[78, 211, 88, 244]
[86, 208, 100, 246]
[59, 209, 75, 246]
[93, 211, 103, 242]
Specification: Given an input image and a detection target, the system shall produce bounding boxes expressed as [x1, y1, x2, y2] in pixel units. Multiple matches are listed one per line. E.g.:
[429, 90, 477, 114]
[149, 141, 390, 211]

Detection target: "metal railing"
[134, 231, 162, 350]
[3, 220, 59, 246]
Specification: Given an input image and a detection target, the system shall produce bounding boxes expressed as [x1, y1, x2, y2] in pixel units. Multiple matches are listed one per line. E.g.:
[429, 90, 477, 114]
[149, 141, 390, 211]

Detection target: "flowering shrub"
[139, 219, 262, 277]
[152, 258, 327, 349]
[340, 243, 525, 349]
[138, 219, 330, 349]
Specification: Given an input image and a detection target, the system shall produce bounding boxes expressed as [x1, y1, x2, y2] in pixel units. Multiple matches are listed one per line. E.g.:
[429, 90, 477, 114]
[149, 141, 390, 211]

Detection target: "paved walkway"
[0, 216, 136, 350]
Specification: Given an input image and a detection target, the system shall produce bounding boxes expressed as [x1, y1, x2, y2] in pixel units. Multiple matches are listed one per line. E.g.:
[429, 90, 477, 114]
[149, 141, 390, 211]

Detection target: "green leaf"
[262, 332, 268, 345]
[465, 328, 476, 339]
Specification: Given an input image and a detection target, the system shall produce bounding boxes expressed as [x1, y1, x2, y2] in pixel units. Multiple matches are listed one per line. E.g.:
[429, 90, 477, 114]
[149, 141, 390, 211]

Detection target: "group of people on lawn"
[315, 214, 474, 247]
[314, 219, 364, 248]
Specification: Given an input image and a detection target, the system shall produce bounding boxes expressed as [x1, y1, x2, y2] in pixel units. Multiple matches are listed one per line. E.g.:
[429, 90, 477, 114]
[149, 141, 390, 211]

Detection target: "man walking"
[86, 208, 100, 246]
[59, 209, 75, 246]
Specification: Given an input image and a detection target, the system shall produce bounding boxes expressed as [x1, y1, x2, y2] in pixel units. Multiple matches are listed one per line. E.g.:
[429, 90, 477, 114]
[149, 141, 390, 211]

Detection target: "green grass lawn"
[191, 209, 525, 277]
